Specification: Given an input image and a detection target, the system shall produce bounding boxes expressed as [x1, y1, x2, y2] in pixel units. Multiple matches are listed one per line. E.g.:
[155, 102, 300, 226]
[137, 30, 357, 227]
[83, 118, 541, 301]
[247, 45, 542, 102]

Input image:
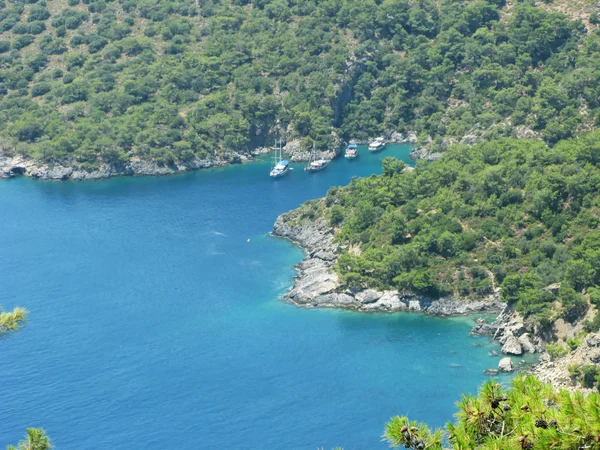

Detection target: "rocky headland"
[272, 206, 600, 389]
[271, 206, 505, 315]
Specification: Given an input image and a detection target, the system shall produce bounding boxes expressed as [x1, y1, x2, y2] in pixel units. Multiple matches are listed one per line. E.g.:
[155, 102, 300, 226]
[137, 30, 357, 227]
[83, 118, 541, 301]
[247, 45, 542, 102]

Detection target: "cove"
[0, 145, 502, 450]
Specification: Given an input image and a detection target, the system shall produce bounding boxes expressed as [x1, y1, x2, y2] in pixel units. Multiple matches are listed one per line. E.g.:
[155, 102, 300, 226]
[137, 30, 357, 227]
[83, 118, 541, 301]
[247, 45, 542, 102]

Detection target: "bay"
[0, 145, 502, 449]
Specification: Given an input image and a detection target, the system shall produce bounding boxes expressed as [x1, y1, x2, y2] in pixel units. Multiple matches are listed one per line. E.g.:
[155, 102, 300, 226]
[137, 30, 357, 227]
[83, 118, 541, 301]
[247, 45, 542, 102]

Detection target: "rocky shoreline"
[533, 332, 600, 391]
[271, 206, 592, 379]
[271, 207, 505, 315]
[1, 131, 420, 182]
[0, 148, 273, 181]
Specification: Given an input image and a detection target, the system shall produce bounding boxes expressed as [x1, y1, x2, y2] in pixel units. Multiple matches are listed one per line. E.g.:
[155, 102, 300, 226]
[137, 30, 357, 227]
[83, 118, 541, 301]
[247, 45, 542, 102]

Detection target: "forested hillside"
[295, 130, 600, 334]
[0, 0, 599, 170]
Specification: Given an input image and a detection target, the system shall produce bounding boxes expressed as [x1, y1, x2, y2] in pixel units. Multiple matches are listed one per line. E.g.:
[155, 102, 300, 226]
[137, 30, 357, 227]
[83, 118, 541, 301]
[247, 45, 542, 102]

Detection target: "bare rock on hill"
[534, 332, 600, 391]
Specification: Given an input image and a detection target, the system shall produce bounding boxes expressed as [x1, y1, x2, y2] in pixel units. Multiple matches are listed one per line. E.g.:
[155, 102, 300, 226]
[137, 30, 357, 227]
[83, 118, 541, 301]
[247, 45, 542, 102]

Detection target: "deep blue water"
[0, 145, 503, 449]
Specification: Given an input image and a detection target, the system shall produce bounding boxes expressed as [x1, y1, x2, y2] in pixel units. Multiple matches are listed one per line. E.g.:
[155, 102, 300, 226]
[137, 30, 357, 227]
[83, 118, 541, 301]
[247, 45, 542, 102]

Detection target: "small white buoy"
[247, 238, 250, 243]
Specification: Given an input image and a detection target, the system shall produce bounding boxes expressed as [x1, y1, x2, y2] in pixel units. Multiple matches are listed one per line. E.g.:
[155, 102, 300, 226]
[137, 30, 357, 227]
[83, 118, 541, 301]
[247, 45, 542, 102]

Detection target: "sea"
[0, 145, 504, 449]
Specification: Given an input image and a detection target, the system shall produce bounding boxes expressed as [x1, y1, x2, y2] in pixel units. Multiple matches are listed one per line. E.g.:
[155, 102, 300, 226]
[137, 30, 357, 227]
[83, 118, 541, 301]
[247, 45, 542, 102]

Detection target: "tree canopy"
[7, 428, 52, 450]
[0, 306, 27, 336]
[297, 130, 600, 331]
[384, 375, 600, 450]
[0, 0, 599, 169]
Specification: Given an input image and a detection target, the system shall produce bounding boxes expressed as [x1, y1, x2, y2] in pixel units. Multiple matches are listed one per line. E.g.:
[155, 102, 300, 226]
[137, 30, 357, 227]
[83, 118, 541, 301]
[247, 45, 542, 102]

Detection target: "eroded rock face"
[501, 335, 523, 356]
[272, 207, 506, 315]
[471, 321, 498, 336]
[587, 334, 600, 348]
[355, 289, 382, 304]
[408, 300, 422, 311]
[534, 332, 600, 391]
[518, 334, 536, 354]
[284, 135, 343, 162]
[0, 153, 233, 181]
[498, 357, 514, 373]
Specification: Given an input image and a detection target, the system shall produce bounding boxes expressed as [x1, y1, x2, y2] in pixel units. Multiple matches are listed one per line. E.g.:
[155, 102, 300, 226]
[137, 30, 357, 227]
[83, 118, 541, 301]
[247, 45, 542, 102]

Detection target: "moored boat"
[269, 140, 289, 178]
[305, 143, 329, 172]
[345, 143, 358, 159]
[368, 137, 386, 152]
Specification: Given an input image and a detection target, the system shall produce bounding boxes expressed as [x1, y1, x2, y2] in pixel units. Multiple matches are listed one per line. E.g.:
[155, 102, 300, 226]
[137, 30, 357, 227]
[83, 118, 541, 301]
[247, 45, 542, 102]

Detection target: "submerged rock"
[471, 321, 499, 336]
[484, 369, 499, 375]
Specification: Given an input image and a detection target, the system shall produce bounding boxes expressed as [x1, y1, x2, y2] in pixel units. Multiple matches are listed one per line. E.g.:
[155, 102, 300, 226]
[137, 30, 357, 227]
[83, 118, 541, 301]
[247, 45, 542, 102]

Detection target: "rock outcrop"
[272, 207, 505, 315]
[0, 154, 233, 181]
[284, 135, 343, 162]
[501, 333, 524, 356]
[498, 357, 514, 373]
[518, 333, 536, 354]
[534, 333, 600, 391]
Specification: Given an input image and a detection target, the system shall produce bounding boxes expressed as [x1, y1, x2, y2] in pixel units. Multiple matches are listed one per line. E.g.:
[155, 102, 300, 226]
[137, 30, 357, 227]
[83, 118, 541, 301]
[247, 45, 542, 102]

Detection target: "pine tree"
[0, 307, 27, 336]
[384, 375, 600, 449]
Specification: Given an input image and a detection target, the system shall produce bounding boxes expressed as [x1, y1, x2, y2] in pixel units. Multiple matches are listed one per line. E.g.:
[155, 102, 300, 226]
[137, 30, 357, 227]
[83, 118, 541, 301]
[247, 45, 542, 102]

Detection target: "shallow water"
[0, 146, 504, 449]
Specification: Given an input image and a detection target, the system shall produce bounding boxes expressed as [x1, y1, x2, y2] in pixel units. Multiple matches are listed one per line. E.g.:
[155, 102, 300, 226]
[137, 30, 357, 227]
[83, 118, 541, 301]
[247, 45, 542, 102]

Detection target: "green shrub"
[31, 83, 51, 97]
[12, 35, 36, 49]
[545, 342, 568, 360]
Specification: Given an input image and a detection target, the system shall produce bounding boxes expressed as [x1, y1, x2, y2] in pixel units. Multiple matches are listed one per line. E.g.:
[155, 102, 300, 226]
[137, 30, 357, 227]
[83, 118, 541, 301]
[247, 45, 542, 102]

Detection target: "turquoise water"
[0, 145, 503, 449]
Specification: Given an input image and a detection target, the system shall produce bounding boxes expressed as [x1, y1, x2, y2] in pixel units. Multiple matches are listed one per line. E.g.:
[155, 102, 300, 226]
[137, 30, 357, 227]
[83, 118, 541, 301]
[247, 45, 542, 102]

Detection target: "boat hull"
[305, 163, 328, 172]
[270, 168, 289, 178]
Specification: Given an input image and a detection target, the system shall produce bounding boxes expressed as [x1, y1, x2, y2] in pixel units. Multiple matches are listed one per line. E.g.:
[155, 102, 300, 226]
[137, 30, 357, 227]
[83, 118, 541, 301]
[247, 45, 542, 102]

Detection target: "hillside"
[281, 131, 600, 358]
[1, 0, 600, 177]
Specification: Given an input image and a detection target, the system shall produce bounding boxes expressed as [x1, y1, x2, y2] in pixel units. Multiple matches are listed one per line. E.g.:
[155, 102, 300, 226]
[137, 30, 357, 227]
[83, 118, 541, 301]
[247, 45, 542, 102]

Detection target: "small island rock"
[498, 357, 514, 373]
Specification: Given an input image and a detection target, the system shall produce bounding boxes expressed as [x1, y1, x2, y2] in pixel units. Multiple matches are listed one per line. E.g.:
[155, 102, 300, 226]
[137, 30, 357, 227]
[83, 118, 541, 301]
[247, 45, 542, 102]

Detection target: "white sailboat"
[305, 143, 329, 172]
[269, 139, 289, 178]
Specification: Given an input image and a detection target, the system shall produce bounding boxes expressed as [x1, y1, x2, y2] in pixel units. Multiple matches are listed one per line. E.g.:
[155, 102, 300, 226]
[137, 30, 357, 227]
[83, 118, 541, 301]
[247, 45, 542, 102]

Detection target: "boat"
[368, 137, 386, 152]
[305, 143, 329, 172]
[269, 140, 289, 178]
[345, 143, 358, 159]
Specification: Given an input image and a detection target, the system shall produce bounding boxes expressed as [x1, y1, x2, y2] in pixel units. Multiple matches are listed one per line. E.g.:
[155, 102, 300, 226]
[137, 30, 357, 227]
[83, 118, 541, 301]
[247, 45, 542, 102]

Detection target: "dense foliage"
[0, 0, 599, 169]
[297, 131, 600, 328]
[384, 375, 600, 450]
[0, 306, 27, 336]
[6, 429, 52, 450]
